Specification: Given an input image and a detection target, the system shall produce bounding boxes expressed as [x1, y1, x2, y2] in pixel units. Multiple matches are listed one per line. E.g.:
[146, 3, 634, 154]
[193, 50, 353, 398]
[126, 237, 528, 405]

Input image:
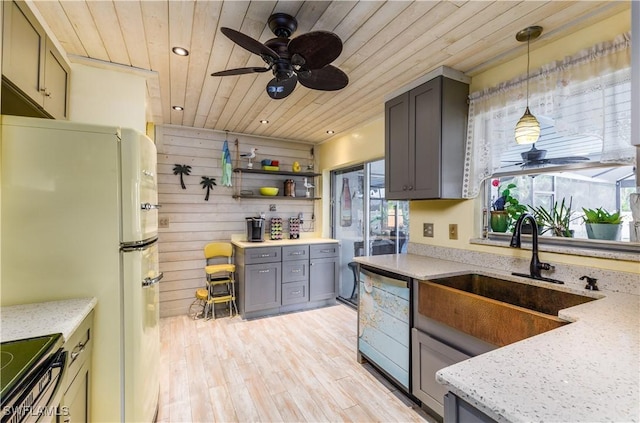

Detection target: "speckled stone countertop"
[231, 237, 339, 249]
[1, 298, 97, 343]
[353, 254, 639, 422]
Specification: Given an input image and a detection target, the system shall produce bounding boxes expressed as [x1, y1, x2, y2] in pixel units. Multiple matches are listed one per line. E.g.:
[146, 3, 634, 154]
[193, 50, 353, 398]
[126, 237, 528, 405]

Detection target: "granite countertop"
[353, 254, 639, 422]
[232, 237, 339, 249]
[1, 297, 97, 343]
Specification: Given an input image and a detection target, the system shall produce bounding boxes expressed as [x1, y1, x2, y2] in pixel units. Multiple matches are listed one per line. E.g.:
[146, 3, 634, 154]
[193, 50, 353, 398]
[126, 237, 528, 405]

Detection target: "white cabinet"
[57, 311, 93, 423]
[2, 0, 69, 119]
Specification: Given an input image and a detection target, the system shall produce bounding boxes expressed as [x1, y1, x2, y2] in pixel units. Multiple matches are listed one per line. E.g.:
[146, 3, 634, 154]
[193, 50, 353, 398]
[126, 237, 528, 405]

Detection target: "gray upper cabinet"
[2, 0, 69, 119]
[385, 73, 469, 200]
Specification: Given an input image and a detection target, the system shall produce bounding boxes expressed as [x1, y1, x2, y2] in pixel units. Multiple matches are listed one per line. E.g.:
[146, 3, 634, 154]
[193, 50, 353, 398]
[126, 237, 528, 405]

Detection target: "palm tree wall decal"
[173, 164, 192, 189]
[200, 176, 217, 201]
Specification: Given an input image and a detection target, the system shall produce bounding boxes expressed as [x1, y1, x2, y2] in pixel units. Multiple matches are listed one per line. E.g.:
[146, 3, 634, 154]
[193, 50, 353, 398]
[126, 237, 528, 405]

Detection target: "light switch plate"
[423, 223, 434, 237]
[449, 224, 458, 240]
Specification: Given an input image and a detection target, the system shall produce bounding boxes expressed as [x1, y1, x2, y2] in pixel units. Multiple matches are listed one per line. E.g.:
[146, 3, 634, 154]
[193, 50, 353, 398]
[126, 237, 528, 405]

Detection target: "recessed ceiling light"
[172, 106, 184, 111]
[172, 47, 189, 56]
[260, 119, 269, 124]
[326, 130, 335, 134]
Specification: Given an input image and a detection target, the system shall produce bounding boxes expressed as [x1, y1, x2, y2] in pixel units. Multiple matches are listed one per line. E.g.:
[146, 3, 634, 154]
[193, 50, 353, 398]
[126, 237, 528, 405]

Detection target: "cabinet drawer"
[282, 245, 309, 261]
[282, 281, 309, 305]
[62, 310, 94, 391]
[244, 247, 281, 264]
[310, 243, 339, 259]
[282, 259, 308, 283]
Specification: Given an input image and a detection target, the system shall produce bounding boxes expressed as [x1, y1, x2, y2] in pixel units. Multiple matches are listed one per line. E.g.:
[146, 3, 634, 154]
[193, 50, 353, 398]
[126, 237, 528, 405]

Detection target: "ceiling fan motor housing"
[268, 13, 298, 38]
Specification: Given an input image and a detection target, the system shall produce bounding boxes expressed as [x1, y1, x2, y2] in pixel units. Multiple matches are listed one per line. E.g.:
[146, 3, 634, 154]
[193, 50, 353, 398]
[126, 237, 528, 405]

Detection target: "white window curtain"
[462, 32, 633, 198]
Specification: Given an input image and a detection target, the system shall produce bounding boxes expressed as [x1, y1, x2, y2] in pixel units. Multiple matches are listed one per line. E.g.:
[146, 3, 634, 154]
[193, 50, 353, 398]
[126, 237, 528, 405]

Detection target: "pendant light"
[514, 26, 543, 145]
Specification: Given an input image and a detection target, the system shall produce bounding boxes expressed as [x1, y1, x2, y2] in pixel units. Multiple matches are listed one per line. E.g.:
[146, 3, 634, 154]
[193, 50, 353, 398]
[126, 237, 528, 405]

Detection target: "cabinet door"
[411, 76, 443, 199]
[385, 92, 412, 200]
[244, 262, 281, 312]
[411, 328, 471, 418]
[309, 257, 338, 301]
[59, 361, 90, 423]
[444, 392, 496, 423]
[2, 0, 45, 103]
[43, 39, 69, 119]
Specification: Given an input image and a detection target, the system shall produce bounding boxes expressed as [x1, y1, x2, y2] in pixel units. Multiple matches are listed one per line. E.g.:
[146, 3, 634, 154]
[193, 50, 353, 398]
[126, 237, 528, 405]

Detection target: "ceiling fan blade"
[298, 65, 348, 91]
[211, 67, 270, 77]
[288, 31, 343, 69]
[266, 75, 297, 100]
[220, 27, 279, 60]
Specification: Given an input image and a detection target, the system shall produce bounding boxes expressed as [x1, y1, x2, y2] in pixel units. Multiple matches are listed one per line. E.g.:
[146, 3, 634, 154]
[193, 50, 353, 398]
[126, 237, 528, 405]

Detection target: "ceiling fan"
[504, 144, 590, 168]
[211, 13, 349, 100]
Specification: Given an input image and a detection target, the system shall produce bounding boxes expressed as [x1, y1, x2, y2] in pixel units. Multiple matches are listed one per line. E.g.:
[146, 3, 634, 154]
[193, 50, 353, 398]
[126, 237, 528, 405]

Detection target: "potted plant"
[582, 207, 622, 241]
[490, 180, 527, 232]
[529, 197, 576, 237]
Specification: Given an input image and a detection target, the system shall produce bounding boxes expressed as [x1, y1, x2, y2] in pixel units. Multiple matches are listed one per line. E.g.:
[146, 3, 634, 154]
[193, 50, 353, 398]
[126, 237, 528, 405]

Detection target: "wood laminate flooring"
[157, 304, 435, 422]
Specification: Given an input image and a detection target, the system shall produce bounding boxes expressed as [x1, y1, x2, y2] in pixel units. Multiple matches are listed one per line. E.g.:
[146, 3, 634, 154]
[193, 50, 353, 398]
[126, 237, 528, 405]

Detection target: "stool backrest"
[204, 242, 233, 261]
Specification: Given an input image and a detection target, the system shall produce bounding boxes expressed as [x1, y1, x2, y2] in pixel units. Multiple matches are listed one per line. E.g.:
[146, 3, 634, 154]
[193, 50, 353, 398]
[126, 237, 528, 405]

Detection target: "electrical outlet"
[298, 212, 304, 224]
[449, 224, 458, 240]
[423, 223, 434, 237]
[159, 217, 169, 228]
[269, 204, 277, 212]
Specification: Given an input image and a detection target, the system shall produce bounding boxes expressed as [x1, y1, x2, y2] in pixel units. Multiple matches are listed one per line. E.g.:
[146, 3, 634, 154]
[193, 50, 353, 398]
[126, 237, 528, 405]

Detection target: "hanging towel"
[221, 139, 233, 187]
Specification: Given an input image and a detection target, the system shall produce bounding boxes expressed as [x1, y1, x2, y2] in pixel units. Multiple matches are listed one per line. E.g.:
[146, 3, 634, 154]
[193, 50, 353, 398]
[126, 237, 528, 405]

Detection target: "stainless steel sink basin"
[429, 273, 596, 315]
[418, 274, 597, 347]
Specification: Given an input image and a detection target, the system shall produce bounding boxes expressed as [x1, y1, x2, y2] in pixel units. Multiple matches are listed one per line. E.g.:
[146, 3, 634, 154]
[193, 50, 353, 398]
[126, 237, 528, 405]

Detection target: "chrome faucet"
[510, 213, 563, 283]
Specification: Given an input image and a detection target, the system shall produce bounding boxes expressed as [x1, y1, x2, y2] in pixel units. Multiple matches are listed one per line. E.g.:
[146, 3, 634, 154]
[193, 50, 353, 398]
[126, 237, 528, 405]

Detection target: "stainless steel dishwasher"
[357, 265, 412, 393]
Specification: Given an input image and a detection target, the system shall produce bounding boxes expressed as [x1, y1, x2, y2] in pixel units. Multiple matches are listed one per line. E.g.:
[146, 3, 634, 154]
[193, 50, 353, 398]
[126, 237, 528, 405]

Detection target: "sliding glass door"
[331, 159, 408, 307]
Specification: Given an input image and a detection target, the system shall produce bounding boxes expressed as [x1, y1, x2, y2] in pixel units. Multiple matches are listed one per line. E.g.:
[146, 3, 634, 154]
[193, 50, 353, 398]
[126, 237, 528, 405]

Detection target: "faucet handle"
[579, 275, 599, 291]
[538, 262, 553, 271]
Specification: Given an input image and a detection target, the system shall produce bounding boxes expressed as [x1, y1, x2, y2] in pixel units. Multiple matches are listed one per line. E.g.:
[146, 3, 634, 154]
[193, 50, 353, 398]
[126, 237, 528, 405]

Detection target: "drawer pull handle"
[259, 254, 271, 258]
[291, 290, 301, 295]
[258, 270, 270, 273]
[291, 252, 303, 255]
[71, 341, 86, 362]
[292, 269, 301, 273]
[320, 249, 333, 253]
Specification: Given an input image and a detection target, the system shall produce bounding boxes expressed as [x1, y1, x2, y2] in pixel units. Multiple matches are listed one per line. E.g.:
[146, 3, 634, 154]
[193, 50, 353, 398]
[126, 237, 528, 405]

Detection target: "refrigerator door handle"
[142, 272, 164, 287]
[141, 202, 162, 210]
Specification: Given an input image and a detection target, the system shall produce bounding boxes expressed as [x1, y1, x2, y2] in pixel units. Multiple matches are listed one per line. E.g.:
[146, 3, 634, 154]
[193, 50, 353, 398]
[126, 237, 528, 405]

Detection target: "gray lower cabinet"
[444, 392, 496, 423]
[411, 328, 471, 417]
[309, 243, 339, 301]
[236, 242, 338, 319]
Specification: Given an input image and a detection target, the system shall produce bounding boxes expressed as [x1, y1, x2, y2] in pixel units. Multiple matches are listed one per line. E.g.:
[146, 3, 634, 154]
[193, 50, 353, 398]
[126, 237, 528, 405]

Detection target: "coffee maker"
[245, 217, 265, 242]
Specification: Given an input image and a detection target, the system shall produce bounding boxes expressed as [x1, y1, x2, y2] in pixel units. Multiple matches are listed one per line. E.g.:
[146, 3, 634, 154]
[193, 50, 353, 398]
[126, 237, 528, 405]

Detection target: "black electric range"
[1, 334, 66, 423]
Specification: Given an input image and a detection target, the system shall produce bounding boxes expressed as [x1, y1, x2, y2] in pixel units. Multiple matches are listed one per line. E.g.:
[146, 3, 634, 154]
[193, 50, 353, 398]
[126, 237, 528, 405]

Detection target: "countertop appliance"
[0, 334, 66, 423]
[357, 265, 412, 393]
[1, 115, 161, 422]
[246, 216, 265, 242]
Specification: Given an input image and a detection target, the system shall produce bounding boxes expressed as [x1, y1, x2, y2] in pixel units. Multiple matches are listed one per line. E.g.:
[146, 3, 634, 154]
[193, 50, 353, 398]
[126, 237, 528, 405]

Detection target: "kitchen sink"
[418, 273, 597, 347]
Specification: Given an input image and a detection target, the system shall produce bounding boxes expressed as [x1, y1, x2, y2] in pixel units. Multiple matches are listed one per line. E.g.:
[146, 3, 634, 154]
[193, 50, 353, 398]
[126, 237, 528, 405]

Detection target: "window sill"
[471, 234, 640, 262]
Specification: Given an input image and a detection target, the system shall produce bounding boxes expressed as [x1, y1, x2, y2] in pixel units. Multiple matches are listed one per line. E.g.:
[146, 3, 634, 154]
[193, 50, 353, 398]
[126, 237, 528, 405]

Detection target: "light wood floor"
[157, 304, 434, 422]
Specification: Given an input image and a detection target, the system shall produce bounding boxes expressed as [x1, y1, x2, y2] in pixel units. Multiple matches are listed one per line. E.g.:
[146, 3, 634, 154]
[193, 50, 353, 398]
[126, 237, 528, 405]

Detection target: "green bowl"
[259, 187, 279, 196]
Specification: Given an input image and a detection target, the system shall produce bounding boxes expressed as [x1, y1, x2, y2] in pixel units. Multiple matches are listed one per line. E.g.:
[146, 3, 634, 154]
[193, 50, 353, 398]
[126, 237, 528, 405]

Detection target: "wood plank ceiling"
[33, 0, 629, 144]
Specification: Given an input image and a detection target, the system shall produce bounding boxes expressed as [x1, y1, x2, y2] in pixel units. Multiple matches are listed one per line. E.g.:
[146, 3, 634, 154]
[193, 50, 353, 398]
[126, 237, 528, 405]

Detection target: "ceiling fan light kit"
[211, 13, 348, 100]
[515, 25, 542, 145]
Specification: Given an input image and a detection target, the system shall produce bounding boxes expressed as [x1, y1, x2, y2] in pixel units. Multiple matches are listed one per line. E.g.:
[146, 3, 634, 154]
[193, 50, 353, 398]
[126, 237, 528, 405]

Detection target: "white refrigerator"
[1, 115, 161, 422]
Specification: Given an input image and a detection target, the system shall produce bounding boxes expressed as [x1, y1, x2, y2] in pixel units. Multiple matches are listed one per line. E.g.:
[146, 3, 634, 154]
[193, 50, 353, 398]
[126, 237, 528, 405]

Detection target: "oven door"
[1, 348, 67, 423]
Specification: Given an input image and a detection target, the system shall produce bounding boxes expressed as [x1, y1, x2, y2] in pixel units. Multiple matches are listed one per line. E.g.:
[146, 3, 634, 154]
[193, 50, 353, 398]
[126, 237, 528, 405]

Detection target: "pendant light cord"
[526, 34, 530, 108]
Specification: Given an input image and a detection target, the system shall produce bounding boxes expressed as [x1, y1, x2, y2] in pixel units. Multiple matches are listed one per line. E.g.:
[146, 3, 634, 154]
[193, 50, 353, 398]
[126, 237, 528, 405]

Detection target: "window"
[464, 32, 637, 250]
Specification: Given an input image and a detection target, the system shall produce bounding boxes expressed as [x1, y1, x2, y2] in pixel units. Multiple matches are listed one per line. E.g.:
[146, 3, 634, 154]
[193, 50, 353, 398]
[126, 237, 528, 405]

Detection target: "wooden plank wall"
[156, 125, 318, 317]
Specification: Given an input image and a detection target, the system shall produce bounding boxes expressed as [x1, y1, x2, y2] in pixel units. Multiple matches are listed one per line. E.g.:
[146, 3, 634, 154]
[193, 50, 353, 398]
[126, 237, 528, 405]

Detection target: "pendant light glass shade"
[514, 26, 542, 145]
[515, 106, 540, 144]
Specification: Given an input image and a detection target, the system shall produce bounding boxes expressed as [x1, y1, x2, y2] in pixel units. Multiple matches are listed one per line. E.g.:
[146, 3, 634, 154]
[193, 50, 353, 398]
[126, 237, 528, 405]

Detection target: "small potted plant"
[490, 180, 527, 232]
[529, 197, 576, 237]
[582, 207, 622, 241]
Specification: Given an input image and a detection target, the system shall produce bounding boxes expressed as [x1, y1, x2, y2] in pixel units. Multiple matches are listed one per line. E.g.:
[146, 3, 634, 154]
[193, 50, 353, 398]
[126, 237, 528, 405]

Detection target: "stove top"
[0, 333, 62, 400]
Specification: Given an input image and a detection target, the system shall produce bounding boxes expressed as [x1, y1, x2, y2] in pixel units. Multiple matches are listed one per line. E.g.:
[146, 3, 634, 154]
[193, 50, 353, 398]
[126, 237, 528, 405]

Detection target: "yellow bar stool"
[203, 242, 237, 319]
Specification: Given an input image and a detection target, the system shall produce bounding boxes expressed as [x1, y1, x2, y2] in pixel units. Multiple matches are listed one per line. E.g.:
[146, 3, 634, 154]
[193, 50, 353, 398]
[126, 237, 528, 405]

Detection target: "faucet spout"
[510, 213, 548, 279]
